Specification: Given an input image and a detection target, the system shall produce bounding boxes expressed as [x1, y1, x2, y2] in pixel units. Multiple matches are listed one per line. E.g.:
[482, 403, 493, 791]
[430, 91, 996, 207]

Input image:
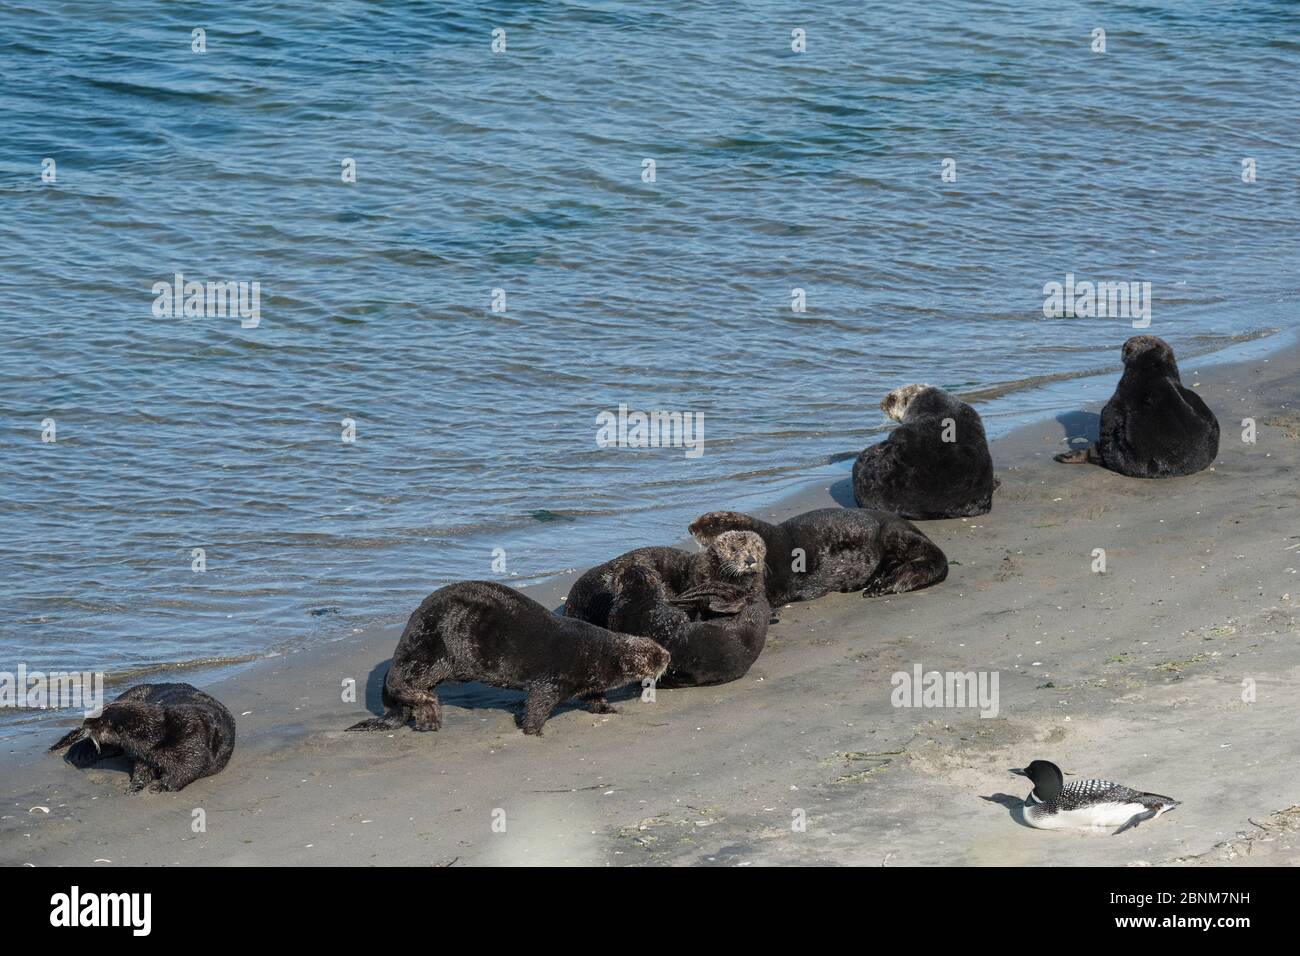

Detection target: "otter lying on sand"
[607, 531, 771, 687]
[49, 682, 235, 793]
[347, 581, 669, 736]
[688, 507, 948, 604]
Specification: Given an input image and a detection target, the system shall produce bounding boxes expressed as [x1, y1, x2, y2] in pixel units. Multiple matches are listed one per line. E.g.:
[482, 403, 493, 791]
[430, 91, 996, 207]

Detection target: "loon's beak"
[1009, 768, 1028, 777]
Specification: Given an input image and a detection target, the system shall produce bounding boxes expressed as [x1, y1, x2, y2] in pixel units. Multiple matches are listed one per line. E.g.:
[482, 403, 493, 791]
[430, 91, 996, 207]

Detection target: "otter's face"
[85, 703, 163, 752]
[688, 510, 745, 546]
[880, 383, 931, 422]
[711, 530, 765, 578]
[622, 637, 671, 683]
[1121, 335, 1175, 367]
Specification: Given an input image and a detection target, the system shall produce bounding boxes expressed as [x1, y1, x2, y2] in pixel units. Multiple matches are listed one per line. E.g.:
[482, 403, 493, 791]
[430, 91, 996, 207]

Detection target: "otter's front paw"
[517, 714, 547, 736]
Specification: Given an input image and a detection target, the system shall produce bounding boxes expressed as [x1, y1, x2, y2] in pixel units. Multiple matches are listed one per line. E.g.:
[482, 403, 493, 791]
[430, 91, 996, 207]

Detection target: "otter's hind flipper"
[1054, 444, 1098, 464]
[668, 596, 747, 616]
[863, 528, 949, 598]
[345, 707, 410, 732]
[864, 557, 948, 597]
[668, 582, 748, 617]
[704, 599, 746, 614]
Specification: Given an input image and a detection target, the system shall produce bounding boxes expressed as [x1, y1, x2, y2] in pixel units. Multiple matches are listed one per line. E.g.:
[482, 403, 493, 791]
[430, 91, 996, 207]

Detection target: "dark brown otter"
[1055, 335, 1219, 478]
[563, 542, 726, 628]
[688, 507, 948, 604]
[347, 581, 670, 736]
[49, 682, 236, 793]
[852, 385, 995, 519]
[607, 531, 770, 687]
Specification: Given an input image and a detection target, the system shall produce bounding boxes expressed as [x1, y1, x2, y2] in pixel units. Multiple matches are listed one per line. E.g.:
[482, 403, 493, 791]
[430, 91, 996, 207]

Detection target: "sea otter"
[607, 531, 770, 687]
[49, 682, 236, 793]
[1054, 335, 1219, 478]
[563, 537, 739, 628]
[852, 384, 995, 519]
[347, 581, 669, 736]
[688, 507, 948, 604]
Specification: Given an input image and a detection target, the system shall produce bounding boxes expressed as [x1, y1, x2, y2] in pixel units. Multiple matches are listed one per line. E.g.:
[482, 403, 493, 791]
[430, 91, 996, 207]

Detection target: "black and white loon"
[1011, 759, 1180, 832]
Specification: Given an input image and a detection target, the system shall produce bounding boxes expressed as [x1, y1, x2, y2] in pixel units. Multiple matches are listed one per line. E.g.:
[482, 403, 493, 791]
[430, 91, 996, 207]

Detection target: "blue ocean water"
[1, 1, 1297, 677]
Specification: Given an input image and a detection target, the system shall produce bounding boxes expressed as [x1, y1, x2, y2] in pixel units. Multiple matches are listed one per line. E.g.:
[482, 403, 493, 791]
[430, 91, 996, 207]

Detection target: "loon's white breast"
[1023, 796, 1155, 830]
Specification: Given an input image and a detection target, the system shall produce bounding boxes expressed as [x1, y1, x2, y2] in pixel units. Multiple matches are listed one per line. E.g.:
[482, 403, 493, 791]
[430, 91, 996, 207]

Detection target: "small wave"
[960, 328, 1279, 403]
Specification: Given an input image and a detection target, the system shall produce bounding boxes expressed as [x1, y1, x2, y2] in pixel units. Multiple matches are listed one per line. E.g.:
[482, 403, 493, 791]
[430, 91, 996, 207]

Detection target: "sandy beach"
[3, 337, 1297, 868]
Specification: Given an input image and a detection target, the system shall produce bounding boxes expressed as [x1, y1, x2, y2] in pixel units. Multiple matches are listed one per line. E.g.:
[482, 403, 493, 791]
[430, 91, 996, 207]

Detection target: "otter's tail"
[345, 707, 410, 732]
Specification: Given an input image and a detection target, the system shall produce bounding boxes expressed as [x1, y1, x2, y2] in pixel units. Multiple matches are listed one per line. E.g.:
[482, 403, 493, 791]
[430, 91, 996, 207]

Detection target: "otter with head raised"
[347, 581, 669, 736]
[49, 682, 236, 793]
[688, 507, 948, 605]
[1055, 335, 1219, 478]
[608, 530, 770, 687]
[852, 384, 995, 519]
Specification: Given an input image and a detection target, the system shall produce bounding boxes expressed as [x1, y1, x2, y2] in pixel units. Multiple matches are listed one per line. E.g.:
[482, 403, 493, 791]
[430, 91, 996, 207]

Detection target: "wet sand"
[3, 339, 1298, 867]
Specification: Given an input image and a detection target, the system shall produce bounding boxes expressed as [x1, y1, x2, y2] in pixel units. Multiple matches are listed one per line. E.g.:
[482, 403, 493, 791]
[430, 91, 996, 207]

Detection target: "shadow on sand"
[1056, 410, 1100, 452]
[353, 658, 642, 730]
[828, 476, 857, 508]
[981, 792, 1034, 829]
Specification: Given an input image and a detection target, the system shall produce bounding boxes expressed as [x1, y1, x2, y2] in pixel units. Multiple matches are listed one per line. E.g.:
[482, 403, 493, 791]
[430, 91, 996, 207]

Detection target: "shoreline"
[1, 322, 1292, 740]
[3, 333, 1297, 865]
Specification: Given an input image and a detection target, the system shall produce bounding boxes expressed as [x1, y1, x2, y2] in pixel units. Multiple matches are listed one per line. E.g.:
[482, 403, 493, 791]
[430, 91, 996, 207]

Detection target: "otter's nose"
[744, 556, 756, 567]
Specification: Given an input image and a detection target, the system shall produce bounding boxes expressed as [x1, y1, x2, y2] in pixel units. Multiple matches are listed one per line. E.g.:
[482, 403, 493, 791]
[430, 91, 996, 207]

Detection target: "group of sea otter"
[50, 335, 1220, 791]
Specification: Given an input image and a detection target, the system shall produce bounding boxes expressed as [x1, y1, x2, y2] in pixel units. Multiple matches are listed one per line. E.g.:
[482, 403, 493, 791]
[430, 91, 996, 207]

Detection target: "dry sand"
[3, 338, 1298, 867]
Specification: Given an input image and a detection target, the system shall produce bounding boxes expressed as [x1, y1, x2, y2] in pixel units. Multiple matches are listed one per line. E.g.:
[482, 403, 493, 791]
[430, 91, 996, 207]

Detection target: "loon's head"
[1010, 759, 1065, 801]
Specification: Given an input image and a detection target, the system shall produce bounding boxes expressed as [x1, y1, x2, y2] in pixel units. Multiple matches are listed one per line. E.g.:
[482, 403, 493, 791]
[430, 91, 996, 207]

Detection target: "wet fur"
[347, 581, 670, 736]
[852, 386, 995, 519]
[1054, 335, 1219, 478]
[563, 531, 764, 627]
[688, 507, 948, 604]
[563, 546, 704, 628]
[607, 533, 770, 687]
[48, 682, 235, 793]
